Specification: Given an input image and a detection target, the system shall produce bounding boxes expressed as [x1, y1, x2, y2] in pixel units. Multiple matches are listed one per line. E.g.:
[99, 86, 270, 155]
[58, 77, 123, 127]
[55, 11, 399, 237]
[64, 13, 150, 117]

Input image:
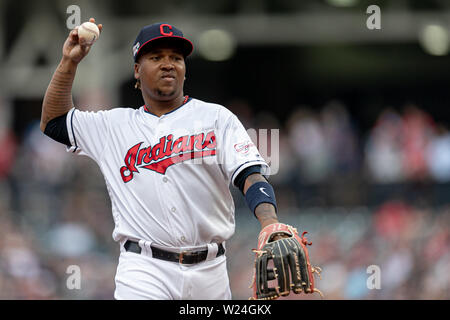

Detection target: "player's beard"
[155, 88, 178, 100]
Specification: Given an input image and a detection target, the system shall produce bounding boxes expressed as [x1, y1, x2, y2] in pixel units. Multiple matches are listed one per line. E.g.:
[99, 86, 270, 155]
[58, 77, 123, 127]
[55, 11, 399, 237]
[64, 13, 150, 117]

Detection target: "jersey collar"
[144, 95, 191, 117]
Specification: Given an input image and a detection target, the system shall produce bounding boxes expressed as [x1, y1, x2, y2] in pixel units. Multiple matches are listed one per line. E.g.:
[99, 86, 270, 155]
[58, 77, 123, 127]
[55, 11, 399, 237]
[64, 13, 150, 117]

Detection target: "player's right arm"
[40, 18, 102, 132]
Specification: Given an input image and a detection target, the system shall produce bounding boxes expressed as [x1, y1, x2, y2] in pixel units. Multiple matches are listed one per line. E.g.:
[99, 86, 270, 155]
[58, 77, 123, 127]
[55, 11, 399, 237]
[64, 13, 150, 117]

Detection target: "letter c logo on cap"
[160, 24, 173, 36]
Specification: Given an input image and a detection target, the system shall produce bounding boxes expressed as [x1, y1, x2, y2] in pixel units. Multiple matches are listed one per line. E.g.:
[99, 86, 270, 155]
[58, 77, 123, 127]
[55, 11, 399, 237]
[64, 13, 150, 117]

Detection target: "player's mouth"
[161, 73, 176, 81]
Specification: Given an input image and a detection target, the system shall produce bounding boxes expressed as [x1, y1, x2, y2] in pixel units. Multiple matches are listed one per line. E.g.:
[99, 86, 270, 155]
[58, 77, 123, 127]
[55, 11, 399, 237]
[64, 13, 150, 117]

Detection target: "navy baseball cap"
[132, 23, 194, 62]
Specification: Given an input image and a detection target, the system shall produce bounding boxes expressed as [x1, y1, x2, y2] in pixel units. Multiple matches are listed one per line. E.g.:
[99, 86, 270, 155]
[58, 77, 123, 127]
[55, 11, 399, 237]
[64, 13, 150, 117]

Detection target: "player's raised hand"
[62, 17, 103, 64]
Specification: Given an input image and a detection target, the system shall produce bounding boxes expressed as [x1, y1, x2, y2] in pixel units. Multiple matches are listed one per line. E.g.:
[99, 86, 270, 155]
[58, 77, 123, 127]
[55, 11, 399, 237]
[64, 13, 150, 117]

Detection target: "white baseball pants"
[114, 242, 232, 300]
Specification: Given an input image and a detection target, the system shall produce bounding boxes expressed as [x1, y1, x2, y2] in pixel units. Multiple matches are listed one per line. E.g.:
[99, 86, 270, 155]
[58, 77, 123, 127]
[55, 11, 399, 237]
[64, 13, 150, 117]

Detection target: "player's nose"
[160, 57, 175, 70]
[161, 64, 174, 71]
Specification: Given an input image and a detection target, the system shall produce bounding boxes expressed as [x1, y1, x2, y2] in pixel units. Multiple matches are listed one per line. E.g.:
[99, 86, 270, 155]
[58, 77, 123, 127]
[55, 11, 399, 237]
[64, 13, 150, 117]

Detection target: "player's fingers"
[70, 26, 78, 37]
[81, 40, 93, 50]
[78, 39, 92, 53]
[87, 17, 102, 34]
[67, 27, 79, 45]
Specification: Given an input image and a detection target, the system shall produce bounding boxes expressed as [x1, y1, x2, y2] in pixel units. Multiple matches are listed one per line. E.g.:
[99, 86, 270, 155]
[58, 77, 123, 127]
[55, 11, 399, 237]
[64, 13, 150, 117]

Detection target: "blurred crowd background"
[0, 0, 449, 299]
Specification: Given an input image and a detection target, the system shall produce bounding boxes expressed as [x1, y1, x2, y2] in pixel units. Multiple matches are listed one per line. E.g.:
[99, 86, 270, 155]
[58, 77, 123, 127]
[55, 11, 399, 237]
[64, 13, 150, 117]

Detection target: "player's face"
[135, 45, 186, 102]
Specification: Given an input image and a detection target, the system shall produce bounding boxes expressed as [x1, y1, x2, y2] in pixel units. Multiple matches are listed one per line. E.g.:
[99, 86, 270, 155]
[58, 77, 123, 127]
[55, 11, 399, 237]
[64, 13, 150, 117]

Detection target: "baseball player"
[41, 18, 320, 300]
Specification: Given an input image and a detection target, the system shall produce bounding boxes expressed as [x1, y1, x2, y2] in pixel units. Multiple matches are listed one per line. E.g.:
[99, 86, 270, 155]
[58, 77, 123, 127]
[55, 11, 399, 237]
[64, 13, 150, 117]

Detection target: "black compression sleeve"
[43, 113, 71, 147]
[234, 165, 264, 193]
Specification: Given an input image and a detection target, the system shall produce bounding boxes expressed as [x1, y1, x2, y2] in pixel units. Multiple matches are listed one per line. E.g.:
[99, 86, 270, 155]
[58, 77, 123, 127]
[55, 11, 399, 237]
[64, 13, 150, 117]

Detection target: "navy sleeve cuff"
[233, 165, 263, 193]
[43, 113, 71, 147]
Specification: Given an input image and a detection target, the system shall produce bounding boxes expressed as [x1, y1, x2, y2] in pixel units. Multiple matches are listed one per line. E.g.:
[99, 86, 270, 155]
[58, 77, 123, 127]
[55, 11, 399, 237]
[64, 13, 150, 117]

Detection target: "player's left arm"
[242, 173, 279, 229]
[234, 166, 283, 232]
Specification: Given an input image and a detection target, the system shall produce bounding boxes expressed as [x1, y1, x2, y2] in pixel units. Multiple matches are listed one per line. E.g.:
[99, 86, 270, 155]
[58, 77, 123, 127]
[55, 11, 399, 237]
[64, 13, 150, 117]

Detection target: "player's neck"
[144, 94, 186, 117]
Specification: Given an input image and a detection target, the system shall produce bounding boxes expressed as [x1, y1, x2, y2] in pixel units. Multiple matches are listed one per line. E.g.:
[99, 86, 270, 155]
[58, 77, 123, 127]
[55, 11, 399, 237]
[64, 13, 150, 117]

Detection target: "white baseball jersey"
[65, 97, 269, 248]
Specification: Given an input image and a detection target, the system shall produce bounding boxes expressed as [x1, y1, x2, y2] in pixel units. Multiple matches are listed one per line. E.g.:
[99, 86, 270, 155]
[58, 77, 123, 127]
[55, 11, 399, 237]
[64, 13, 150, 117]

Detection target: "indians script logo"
[120, 131, 216, 182]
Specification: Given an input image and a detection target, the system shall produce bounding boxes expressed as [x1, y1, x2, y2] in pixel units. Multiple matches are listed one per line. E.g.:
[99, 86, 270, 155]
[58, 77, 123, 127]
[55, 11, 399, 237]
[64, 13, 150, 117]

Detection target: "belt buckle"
[179, 251, 187, 264]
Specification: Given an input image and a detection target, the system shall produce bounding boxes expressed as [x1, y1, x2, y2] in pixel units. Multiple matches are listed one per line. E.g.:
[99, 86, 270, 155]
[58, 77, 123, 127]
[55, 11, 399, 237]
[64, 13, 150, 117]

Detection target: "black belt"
[124, 240, 225, 265]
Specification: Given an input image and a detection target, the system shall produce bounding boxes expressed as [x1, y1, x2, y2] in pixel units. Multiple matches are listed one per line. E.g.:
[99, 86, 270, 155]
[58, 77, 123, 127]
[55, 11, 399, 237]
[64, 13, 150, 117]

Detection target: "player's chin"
[155, 88, 179, 100]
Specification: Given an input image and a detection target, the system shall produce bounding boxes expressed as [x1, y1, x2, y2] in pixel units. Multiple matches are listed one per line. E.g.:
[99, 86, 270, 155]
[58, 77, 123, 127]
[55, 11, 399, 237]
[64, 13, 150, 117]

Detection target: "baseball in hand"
[78, 22, 100, 45]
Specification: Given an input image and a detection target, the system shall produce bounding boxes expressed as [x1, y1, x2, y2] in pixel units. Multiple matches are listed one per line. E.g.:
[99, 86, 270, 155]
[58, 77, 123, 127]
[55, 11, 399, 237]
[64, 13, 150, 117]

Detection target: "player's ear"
[134, 63, 140, 80]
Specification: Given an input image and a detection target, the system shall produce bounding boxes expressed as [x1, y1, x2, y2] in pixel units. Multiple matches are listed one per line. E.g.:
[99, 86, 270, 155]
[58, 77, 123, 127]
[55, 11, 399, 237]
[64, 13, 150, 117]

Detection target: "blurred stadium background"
[0, 0, 449, 299]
